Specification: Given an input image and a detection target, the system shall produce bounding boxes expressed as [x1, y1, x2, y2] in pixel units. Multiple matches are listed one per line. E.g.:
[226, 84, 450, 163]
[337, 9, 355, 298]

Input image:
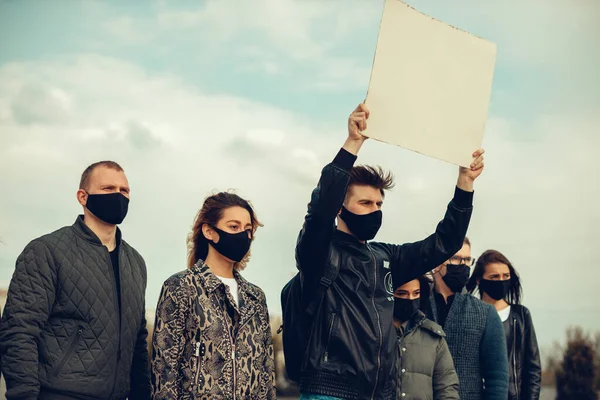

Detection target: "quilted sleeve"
[0, 240, 57, 400]
[151, 276, 189, 400]
[259, 304, 276, 399]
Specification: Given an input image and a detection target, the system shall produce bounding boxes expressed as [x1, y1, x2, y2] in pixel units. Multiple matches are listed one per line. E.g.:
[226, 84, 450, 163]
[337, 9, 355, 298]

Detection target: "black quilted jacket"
[0, 216, 151, 400]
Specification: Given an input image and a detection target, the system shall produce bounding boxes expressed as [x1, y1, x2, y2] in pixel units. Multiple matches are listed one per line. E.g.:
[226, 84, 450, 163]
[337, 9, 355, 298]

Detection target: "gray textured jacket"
[395, 311, 459, 400]
[0, 216, 151, 400]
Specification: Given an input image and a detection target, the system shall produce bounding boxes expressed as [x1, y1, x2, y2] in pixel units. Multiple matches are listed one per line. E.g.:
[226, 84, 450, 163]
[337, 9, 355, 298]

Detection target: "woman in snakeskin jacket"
[151, 191, 276, 399]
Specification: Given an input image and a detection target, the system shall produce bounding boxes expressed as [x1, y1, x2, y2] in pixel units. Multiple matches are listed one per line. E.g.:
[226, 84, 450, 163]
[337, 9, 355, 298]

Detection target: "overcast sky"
[1, 0, 599, 359]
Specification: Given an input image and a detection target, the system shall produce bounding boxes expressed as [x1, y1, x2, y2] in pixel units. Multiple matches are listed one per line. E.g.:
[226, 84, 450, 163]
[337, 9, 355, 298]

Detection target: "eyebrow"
[225, 220, 252, 227]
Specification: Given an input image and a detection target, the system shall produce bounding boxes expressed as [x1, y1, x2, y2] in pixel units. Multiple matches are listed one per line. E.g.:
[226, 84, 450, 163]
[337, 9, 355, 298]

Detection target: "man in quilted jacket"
[0, 161, 151, 400]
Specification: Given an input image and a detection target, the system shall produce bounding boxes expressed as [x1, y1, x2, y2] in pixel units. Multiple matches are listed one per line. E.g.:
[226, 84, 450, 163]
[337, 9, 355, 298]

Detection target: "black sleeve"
[522, 307, 542, 400]
[129, 311, 152, 400]
[0, 240, 57, 400]
[388, 187, 473, 285]
[295, 148, 356, 278]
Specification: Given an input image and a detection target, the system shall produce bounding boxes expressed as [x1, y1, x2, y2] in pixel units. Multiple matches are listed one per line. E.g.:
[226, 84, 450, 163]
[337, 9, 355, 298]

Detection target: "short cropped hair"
[79, 161, 124, 190]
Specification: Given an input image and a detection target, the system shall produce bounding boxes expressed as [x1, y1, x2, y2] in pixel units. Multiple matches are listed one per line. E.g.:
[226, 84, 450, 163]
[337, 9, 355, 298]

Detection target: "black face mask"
[85, 192, 129, 225]
[393, 298, 420, 322]
[442, 264, 470, 293]
[479, 279, 511, 301]
[339, 207, 382, 241]
[209, 226, 251, 263]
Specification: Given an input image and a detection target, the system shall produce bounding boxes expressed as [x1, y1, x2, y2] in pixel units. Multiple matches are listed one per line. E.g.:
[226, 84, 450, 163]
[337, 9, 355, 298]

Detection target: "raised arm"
[0, 240, 57, 400]
[295, 104, 369, 276]
[388, 149, 485, 283]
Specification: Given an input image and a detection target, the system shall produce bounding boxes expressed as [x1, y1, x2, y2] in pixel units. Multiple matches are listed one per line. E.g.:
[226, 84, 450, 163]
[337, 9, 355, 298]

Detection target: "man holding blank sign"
[288, 103, 484, 400]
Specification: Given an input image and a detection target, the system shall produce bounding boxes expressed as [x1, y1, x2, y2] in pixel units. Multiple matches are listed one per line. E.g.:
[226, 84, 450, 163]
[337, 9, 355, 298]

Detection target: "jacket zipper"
[324, 312, 337, 362]
[513, 317, 519, 399]
[368, 246, 383, 400]
[229, 332, 237, 400]
[52, 325, 83, 377]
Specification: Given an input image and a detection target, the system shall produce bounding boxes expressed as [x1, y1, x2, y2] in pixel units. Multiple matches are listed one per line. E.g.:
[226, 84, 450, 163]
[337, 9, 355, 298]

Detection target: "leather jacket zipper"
[52, 325, 83, 377]
[513, 317, 519, 399]
[324, 312, 337, 362]
[368, 245, 383, 400]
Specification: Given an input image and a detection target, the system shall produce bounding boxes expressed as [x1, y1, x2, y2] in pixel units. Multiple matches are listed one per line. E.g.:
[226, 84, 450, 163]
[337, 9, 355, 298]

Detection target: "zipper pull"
[195, 342, 201, 357]
[232, 345, 236, 360]
[324, 351, 328, 362]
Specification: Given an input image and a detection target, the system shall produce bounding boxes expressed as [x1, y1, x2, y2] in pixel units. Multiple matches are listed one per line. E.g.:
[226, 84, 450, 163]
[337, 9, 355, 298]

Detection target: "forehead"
[396, 278, 420, 292]
[455, 243, 471, 258]
[220, 206, 252, 225]
[485, 262, 510, 274]
[88, 166, 128, 187]
[347, 184, 383, 202]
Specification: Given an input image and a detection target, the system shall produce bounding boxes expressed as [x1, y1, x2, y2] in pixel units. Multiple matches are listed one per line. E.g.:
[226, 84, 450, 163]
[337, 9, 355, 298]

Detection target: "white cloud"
[102, 16, 151, 45]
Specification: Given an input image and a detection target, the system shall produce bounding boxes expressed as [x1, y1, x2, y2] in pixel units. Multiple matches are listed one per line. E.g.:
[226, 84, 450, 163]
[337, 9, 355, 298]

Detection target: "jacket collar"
[400, 311, 445, 338]
[72, 215, 122, 247]
[192, 259, 261, 301]
[333, 229, 367, 246]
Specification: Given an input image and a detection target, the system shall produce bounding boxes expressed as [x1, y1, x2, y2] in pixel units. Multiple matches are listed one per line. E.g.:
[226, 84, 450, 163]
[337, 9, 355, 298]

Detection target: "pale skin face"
[481, 262, 511, 281]
[76, 166, 130, 250]
[479, 262, 511, 310]
[434, 243, 472, 278]
[337, 184, 383, 240]
[202, 206, 253, 277]
[202, 206, 253, 244]
[76, 166, 131, 209]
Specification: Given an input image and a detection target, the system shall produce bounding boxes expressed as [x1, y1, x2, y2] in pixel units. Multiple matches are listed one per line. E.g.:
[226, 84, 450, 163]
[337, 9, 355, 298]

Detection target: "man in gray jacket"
[0, 161, 151, 400]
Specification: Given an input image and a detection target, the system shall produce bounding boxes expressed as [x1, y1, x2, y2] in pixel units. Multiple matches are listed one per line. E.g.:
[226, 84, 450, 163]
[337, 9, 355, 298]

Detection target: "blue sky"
[1, 0, 599, 359]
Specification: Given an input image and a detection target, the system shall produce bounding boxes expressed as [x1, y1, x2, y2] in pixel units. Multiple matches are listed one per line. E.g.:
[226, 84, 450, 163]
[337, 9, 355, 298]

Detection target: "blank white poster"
[364, 0, 497, 167]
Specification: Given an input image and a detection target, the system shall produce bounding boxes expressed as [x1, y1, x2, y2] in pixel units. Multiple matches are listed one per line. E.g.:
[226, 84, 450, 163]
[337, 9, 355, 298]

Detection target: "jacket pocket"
[323, 312, 337, 363]
[52, 325, 83, 377]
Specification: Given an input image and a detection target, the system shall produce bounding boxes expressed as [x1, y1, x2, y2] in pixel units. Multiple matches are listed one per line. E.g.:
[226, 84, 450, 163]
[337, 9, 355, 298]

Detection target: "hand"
[459, 148, 485, 181]
[347, 103, 369, 141]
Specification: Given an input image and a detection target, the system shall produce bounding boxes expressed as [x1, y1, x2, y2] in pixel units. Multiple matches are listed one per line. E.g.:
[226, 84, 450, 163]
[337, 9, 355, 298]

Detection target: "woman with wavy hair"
[466, 250, 541, 400]
[151, 191, 275, 399]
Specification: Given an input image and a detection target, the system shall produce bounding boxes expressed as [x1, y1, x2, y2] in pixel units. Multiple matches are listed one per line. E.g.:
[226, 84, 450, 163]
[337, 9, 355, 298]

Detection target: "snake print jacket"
[151, 260, 276, 400]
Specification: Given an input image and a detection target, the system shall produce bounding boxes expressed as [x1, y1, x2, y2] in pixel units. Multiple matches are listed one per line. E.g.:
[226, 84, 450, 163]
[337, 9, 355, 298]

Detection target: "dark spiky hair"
[349, 165, 395, 196]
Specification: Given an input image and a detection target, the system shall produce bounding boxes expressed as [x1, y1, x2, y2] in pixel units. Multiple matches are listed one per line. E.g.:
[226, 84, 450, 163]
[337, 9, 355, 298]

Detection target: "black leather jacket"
[503, 305, 541, 400]
[295, 148, 473, 400]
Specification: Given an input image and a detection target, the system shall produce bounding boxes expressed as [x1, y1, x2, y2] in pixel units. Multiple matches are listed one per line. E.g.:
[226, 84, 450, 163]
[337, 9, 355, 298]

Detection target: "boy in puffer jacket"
[393, 275, 459, 400]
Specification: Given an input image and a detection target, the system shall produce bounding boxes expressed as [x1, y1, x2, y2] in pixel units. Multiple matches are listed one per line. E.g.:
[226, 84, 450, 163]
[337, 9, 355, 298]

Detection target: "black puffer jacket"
[0, 216, 151, 400]
[503, 305, 541, 400]
[295, 148, 473, 400]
